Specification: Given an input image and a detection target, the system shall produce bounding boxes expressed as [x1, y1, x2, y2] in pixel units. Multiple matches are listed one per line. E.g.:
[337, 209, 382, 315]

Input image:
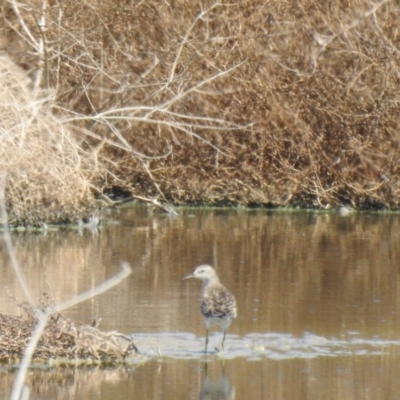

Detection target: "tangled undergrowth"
[1, 0, 400, 222]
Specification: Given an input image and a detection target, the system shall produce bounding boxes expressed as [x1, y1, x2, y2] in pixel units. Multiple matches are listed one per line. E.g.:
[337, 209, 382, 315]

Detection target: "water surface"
[1, 206, 400, 399]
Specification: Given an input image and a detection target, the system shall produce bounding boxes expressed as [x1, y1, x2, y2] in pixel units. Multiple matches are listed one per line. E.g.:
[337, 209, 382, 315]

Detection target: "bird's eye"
[199, 269, 204, 273]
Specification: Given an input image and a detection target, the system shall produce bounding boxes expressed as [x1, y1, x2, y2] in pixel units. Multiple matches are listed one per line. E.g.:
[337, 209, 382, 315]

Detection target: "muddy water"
[2, 206, 400, 399]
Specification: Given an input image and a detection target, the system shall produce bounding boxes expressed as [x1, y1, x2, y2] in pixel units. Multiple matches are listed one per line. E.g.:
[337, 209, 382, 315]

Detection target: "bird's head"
[182, 264, 218, 282]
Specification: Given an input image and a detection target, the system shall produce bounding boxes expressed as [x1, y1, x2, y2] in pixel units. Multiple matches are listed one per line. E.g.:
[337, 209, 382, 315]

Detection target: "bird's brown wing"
[201, 285, 237, 320]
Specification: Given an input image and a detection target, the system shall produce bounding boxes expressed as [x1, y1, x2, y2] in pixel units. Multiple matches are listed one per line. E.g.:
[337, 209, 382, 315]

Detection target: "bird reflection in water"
[199, 362, 235, 400]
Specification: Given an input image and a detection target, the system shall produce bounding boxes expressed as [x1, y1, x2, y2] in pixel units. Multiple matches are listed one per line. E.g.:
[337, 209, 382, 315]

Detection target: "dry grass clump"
[0, 54, 101, 225]
[0, 304, 139, 364]
[2, 0, 400, 210]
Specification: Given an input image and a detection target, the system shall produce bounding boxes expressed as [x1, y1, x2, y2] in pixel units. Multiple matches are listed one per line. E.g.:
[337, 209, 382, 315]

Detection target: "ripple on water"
[130, 331, 400, 360]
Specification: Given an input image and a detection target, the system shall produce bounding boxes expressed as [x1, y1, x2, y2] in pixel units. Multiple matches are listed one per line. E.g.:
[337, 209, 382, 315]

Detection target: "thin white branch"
[153, 59, 248, 117]
[8, 0, 39, 49]
[10, 262, 132, 400]
[11, 316, 49, 400]
[168, 4, 220, 85]
[0, 174, 35, 306]
[53, 262, 131, 313]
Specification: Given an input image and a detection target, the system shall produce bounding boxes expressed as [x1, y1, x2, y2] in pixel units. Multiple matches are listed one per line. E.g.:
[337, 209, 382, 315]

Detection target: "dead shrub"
[2, 0, 400, 211]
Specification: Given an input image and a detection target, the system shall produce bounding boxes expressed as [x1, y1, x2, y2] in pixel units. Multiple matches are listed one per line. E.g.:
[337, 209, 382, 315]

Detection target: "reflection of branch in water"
[199, 362, 235, 400]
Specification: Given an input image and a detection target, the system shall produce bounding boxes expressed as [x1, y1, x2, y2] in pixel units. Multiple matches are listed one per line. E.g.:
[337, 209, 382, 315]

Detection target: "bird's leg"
[221, 329, 227, 352]
[205, 328, 209, 353]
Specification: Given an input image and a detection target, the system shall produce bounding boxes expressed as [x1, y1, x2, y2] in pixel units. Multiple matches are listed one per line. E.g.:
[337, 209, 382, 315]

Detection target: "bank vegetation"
[1, 0, 400, 224]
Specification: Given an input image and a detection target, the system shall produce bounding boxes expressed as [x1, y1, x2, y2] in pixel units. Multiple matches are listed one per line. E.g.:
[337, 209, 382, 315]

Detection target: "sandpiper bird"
[182, 264, 237, 353]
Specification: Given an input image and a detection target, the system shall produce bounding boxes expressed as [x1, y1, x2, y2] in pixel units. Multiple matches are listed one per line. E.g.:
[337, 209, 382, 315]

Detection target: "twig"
[2, 170, 132, 399]
[0, 174, 35, 306]
[10, 262, 132, 400]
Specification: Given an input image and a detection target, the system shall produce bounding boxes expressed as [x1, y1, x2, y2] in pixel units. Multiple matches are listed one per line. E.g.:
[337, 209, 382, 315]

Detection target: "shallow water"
[2, 206, 400, 399]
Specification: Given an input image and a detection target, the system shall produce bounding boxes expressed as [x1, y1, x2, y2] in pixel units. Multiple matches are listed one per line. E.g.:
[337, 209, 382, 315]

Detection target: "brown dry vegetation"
[0, 54, 98, 225]
[0, 299, 140, 364]
[2, 0, 400, 221]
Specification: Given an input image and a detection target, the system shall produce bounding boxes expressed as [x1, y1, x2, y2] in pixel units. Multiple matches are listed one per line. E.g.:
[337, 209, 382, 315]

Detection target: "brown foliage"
[2, 0, 400, 212]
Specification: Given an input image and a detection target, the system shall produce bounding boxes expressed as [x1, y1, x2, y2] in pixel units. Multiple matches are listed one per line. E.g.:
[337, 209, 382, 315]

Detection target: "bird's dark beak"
[182, 273, 194, 281]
